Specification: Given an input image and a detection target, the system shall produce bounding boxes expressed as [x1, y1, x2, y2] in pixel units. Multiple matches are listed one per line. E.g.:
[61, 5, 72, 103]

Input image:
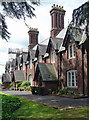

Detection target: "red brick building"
[4, 2, 89, 96]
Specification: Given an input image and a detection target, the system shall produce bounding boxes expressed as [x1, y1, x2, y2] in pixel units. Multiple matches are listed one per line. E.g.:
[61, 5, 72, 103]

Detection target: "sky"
[0, 0, 88, 76]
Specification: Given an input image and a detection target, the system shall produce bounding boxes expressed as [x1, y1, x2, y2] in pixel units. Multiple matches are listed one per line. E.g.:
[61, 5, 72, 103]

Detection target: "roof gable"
[14, 70, 25, 82]
[35, 44, 47, 58]
[46, 37, 63, 53]
[34, 63, 58, 82]
[63, 26, 85, 47]
[2, 74, 11, 83]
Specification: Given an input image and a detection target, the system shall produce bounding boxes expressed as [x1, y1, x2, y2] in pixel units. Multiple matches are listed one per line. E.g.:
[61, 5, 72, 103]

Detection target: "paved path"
[1, 89, 89, 109]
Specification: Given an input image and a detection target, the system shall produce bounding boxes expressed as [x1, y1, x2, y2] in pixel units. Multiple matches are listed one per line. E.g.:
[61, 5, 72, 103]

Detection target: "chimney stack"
[28, 28, 39, 50]
[50, 5, 66, 38]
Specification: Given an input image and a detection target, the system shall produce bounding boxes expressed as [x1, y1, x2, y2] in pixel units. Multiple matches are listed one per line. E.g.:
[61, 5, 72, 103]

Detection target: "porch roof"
[34, 63, 58, 82]
[14, 70, 25, 82]
[2, 74, 11, 83]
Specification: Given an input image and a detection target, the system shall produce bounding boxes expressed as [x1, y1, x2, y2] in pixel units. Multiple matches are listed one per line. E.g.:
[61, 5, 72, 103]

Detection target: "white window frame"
[50, 50, 55, 63]
[67, 70, 77, 88]
[30, 59, 32, 69]
[68, 43, 75, 59]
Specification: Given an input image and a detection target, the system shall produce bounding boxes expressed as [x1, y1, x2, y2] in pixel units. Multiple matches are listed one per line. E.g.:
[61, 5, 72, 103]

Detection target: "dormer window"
[68, 43, 76, 59]
[50, 50, 55, 63]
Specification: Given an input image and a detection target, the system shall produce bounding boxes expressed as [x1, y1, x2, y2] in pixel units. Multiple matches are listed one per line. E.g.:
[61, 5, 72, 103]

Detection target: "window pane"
[69, 72, 71, 86]
[73, 44, 76, 57]
[75, 71, 77, 86]
[67, 70, 77, 87]
[72, 72, 74, 86]
[70, 45, 72, 57]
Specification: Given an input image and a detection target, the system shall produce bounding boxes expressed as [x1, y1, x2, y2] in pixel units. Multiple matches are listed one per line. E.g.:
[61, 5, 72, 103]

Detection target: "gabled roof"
[34, 63, 58, 82]
[35, 44, 47, 57]
[63, 26, 86, 47]
[14, 70, 25, 82]
[2, 73, 11, 83]
[46, 37, 63, 53]
[32, 37, 49, 51]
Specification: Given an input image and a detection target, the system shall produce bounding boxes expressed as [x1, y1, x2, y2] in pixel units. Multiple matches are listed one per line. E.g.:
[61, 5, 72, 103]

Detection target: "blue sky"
[0, 0, 88, 76]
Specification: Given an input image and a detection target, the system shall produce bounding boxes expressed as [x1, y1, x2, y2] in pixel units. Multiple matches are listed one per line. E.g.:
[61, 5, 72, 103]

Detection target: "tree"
[0, 1, 40, 41]
[71, 1, 89, 26]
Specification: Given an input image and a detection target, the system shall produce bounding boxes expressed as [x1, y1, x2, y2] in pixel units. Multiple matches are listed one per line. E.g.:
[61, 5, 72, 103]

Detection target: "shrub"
[51, 86, 58, 92]
[9, 83, 13, 89]
[18, 86, 25, 91]
[17, 82, 22, 89]
[25, 86, 31, 90]
[57, 87, 68, 95]
[20, 81, 31, 87]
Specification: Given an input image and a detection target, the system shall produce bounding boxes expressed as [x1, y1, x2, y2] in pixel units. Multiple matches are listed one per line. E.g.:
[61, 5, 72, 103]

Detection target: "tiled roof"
[51, 38, 63, 50]
[35, 44, 47, 57]
[34, 63, 58, 81]
[2, 73, 11, 83]
[46, 38, 63, 54]
[14, 70, 25, 82]
[63, 26, 87, 47]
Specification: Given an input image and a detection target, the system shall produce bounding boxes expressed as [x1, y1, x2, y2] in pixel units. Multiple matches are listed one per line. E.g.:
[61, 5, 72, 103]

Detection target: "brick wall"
[61, 39, 88, 95]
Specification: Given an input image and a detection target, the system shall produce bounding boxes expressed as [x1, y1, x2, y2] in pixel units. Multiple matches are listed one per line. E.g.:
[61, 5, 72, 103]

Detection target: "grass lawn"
[0, 92, 89, 120]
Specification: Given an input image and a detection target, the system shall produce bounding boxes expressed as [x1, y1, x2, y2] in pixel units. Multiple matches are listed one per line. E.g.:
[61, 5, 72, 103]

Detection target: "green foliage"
[9, 83, 13, 89]
[25, 86, 31, 90]
[51, 86, 58, 92]
[18, 86, 24, 91]
[17, 82, 22, 88]
[72, 1, 89, 26]
[1, 94, 21, 120]
[1, 1, 40, 40]
[57, 87, 68, 95]
[18, 81, 31, 91]
[20, 81, 31, 87]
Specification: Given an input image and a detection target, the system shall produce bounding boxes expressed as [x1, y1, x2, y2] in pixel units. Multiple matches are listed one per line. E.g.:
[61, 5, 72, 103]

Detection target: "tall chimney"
[50, 4, 66, 38]
[28, 28, 39, 50]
